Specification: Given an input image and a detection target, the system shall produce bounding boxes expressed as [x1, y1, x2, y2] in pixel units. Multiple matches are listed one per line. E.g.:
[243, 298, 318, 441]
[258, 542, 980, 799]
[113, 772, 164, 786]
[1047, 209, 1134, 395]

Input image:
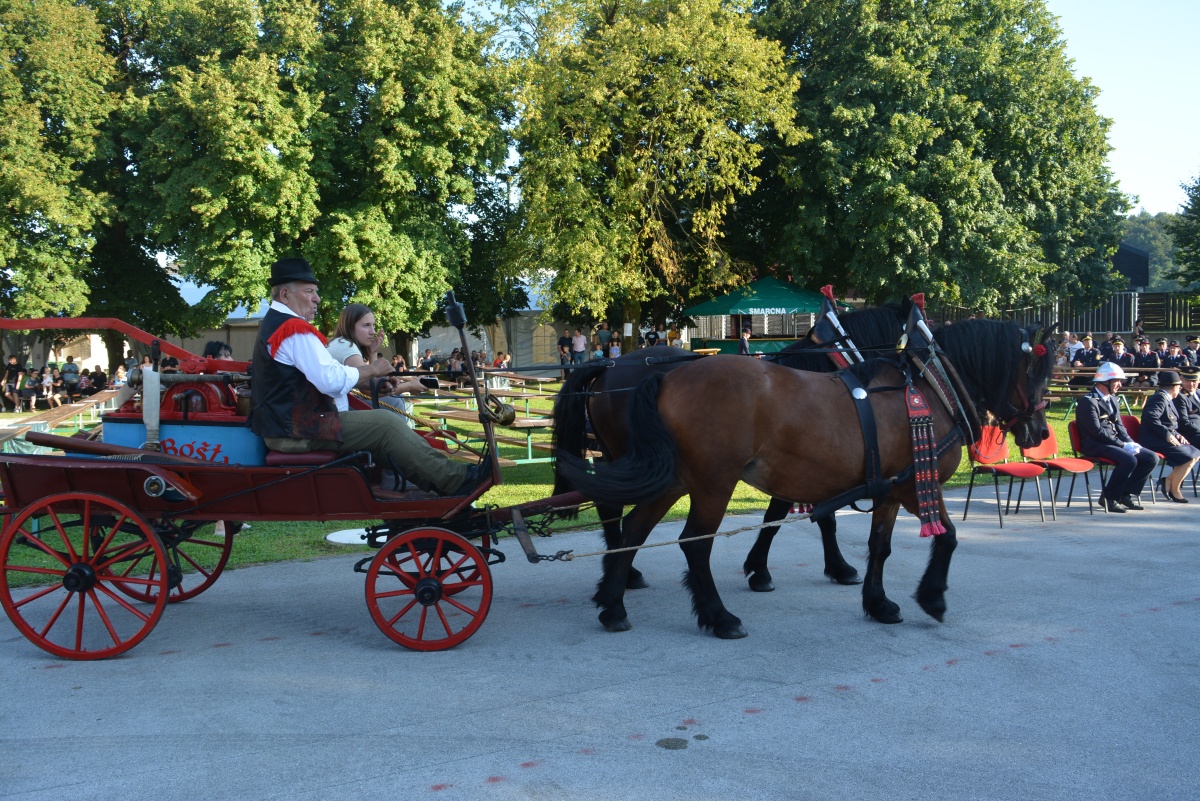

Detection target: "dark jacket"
[1175, 391, 1200, 441]
[249, 307, 342, 442]
[1076, 388, 1131, 454]
[1139, 390, 1180, 452]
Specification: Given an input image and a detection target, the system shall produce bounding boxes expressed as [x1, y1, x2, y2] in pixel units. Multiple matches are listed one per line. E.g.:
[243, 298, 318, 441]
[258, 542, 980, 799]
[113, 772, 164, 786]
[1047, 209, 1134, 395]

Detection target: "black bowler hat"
[1158, 370, 1182, 386]
[269, 257, 317, 286]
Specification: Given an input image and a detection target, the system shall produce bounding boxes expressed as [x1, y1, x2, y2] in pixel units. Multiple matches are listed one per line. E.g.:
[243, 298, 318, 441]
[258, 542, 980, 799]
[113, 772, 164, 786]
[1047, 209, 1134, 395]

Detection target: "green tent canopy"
[684, 277, 850, 317]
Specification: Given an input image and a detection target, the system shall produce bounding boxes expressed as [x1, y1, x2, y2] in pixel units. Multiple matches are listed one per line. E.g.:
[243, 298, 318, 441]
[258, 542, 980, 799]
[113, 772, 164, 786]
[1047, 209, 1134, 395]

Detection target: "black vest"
[249, 308, 342, 442]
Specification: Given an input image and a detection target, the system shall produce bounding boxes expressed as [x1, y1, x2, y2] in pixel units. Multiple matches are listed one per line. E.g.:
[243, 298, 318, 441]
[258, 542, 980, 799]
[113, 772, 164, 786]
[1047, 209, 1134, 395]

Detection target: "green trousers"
[264, 408, 468, 494]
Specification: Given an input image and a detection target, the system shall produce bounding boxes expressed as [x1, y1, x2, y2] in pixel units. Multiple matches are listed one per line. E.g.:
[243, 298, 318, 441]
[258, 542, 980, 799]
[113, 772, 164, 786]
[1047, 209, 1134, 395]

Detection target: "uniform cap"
[1180, 366, 1200, 381]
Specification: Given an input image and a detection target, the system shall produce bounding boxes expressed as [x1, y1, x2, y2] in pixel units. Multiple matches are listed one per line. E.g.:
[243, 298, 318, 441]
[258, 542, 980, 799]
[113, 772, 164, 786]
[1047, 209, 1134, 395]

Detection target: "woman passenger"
[327, 303, 425, 424]
[1139, 370, 1200, 502]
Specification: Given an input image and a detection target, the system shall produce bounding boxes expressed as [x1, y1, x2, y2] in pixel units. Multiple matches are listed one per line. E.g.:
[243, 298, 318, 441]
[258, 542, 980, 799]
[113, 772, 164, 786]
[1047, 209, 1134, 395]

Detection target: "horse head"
[934, 319, 1056, 449]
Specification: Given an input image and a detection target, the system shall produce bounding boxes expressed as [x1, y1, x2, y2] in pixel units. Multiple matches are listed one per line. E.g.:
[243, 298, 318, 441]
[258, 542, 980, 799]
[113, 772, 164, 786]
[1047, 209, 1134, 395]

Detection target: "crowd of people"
[3, 355, 111, 413]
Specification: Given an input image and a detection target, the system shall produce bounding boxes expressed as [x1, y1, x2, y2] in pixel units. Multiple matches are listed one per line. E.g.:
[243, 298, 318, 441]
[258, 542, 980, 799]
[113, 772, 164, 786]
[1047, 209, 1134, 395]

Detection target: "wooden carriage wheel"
[0, 492, 169, 660]
[364, 527, 492, 651]
[110, 521, 235, 604]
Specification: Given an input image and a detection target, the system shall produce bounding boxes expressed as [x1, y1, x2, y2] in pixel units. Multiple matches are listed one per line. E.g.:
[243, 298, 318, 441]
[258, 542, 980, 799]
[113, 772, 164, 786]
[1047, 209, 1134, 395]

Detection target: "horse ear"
[1047, 321, 1061, 336]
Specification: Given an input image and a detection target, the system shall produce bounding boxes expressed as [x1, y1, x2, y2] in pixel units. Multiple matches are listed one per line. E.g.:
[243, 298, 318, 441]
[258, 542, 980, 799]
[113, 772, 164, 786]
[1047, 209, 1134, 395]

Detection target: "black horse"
[552, 303, 911, 597]
[559, 319, 1055, 638]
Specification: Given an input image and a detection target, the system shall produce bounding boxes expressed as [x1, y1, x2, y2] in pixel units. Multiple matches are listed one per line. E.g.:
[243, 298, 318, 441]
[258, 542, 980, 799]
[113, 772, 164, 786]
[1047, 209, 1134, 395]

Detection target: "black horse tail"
[551, 361, 608, 517]
[557, 372, 678, 506]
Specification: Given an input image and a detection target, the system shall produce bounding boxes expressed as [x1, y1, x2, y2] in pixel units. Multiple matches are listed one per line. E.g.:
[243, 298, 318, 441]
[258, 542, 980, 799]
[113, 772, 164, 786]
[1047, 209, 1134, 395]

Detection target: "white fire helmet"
[1093, 362, 1127, 383]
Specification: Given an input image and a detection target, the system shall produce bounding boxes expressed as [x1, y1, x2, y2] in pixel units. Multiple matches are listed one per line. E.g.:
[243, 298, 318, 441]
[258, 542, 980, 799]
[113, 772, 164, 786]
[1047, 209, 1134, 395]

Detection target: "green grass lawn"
[0, 395, 1083, 576]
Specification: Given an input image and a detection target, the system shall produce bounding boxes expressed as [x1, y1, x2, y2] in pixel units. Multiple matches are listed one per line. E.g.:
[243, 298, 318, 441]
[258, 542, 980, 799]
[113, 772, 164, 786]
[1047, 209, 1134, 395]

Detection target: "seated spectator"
[202, 341, 234, 360]
[1139, 371, 1200, 502]
[1069, 334, 1101, 385]
[140, 355, 155, 371]
[1104, 338, 1134, 369]
[1074, 362, 1158, 512]
[20, 368, 40, 411]
[160, 353, 180, 373]
[492, 351, 510, 369]
[1162, 341, 1189, 369]
[60, 355, 80, 400]
[41, 366, 61, 409]
[391, 353, 407, 372]
[90, 365, 108, 393]
[1175, 366, 1200, 449]
[1131, 338, 1160, 387]
[78, 369, 92, 396]
[112, 365, 128, 387]
[418, 348, 438, 371]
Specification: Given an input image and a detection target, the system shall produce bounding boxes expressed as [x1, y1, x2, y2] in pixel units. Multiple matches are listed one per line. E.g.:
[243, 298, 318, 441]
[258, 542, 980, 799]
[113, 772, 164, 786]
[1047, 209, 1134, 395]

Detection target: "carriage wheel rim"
[0, 492, 169, 660]
[364, 527, 492, 652]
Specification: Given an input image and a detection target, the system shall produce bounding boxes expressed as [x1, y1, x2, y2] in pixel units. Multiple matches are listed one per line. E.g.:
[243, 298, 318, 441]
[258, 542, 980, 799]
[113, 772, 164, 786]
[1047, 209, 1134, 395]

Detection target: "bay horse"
[558, 318, 1055, 638]
[552, 303, 911, 595]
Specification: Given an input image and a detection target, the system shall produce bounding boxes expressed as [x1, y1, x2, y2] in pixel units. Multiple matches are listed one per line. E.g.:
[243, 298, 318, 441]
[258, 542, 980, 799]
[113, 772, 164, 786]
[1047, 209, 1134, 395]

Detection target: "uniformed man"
[1176, 366, 1200, 449]
[1184, 335, 1199, 366]
[1163, 340, 1189, 369]
[1070, 334, 1101, 385]
[1105, 337, 1134, 369]
[1098, 331, 1116, 360]
[1075, 362, 1158, 513]
[1131, 338, 1160, 388]
[1155, 337, 1170, 362]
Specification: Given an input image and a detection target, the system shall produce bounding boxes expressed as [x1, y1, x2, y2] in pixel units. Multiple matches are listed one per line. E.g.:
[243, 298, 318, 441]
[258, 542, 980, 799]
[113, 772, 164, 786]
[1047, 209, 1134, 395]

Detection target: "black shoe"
[1103, 497, 1127, 514]
[1120, 495, 1144, 511]
[453, 461, 492, 495]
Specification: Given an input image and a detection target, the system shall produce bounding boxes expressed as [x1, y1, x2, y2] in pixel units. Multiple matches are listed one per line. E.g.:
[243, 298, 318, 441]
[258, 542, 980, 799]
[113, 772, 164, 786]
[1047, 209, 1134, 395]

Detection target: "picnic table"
[0, 390, 121, 448]
[1046, 367, 1159, 418]
[425, 406, 598, 465]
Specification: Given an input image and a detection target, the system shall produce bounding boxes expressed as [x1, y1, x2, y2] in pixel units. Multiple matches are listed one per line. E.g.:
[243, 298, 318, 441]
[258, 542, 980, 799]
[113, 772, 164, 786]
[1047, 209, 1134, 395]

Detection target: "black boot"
[1103, 496, 1127, 514]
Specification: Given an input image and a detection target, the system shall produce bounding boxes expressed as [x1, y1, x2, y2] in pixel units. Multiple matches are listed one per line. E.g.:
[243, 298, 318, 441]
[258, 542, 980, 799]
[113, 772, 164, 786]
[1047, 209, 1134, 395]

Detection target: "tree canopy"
[1123, 210, 1179, 291]
[748, 0, 1127, 311]
[1167, 175, 1200, 292]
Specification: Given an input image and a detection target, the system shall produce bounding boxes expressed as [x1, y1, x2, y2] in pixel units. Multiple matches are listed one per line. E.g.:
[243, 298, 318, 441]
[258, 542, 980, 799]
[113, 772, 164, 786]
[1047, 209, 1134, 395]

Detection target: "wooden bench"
[1047, 368, 1157, 418]
[425, 407, 573, 464]
[0, 390, 121, 447]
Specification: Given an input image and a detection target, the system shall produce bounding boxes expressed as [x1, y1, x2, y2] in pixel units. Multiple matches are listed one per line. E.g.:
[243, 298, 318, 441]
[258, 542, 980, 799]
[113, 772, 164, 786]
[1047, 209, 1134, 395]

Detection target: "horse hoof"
[825, 568, 863, 586]
[599, 610, 632, 632]
[746, 572, 775, 593]
[916, 594, 946, 622]
[865, 601, 903, 624]
[714, 623, 748, 639]
[625, 570, 649, 590]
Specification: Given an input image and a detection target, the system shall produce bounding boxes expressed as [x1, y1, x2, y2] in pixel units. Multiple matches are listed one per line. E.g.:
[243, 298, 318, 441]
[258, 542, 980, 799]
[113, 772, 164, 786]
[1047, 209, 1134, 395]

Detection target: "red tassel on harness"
[910, 293, 925, 313]
[820, 285, 836, 302]
[906, 384, 946, 537]
[268, 317, 328, 357]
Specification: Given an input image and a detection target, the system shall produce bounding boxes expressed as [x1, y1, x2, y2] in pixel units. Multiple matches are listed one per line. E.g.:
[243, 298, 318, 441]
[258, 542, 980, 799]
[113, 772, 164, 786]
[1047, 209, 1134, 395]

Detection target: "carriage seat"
[264, 449, 340, 467]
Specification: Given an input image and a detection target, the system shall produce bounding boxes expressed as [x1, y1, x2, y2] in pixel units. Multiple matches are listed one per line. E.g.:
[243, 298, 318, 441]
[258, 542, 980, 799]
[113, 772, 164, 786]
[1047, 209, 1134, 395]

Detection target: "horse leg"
[680, 495, 747, 639]
[597, 500, 648, 590]
[592, 492, 680, 632]
[817, 514, 862, 585]
[913, 498, 958, 622]
[861, 500, 903, 624]
[742, 497, 790, 592]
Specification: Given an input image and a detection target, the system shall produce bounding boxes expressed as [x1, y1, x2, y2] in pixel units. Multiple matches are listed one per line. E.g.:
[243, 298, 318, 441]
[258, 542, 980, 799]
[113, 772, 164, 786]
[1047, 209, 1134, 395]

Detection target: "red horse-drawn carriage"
[0, 296, 578, 659]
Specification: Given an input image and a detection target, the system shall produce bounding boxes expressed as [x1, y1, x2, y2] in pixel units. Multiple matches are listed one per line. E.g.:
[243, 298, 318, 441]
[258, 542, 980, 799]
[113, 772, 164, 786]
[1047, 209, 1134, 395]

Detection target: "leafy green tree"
[751, 0, 1127, 312]
[1123, 210, 1179, 290]
[1167, 175, 1200, 292]
[506, 0, 800, 315]
[0, 0, 114, 318]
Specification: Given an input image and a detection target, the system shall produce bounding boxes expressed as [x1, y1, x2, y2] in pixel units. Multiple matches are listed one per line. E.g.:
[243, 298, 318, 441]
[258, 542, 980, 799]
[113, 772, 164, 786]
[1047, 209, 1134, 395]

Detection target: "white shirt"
[269, 301, 358, 411]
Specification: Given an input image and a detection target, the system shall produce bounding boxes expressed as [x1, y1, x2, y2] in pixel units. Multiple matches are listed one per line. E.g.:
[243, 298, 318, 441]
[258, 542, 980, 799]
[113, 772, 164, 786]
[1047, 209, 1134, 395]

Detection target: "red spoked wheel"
[0, 493, 169, 660]
[365, 527, 492, 651]
[111, 521, 235, 604]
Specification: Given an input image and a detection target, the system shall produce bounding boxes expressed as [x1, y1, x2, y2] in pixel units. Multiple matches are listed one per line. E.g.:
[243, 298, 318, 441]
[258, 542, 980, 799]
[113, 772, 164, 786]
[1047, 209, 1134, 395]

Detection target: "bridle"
[996, 328, 1050, 434]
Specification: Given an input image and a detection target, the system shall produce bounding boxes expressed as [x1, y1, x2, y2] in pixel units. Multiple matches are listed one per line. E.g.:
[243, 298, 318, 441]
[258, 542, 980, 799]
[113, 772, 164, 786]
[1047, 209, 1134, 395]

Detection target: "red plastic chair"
[963, 426, 1045, 527]
[1020, 427, 1096, 517]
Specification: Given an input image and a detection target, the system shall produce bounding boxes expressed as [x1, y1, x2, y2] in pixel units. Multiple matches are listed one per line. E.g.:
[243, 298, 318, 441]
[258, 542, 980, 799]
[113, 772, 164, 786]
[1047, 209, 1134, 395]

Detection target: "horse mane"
[769, 303, 907, 373]
[932, 318, 1054, 415]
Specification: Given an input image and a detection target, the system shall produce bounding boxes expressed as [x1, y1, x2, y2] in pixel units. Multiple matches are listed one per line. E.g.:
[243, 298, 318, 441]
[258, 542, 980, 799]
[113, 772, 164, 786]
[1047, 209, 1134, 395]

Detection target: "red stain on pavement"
[1044, 636, 1060, 642]
[681, 718, 698, 725]
[1008, 643, 1027, 649]
[945, 659, 959, 666]
[430, 784, 452, 791]
[983, 650, 1001, 656]
[486, 776, 506, 784]
[794, 696, 812, 702]
[1147, 607, 1162, 612]
[211, 642, 233, 648]
[578, 748, 597, 755]
[744, 708, 765, 714]
[871, 677, 885, 683]
[310, 631, 326, 636]
[42, 663, 66, 669]
[520, 761, 539, 768]
[1069, 628, 1086, 633]
[159, 650, 181, 655]
[834, 685, 852, 691]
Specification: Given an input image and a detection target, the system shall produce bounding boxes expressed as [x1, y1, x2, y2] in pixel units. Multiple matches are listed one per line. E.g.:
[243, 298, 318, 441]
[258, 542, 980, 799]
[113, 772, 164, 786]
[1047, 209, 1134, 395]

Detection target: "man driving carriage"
[249, 257, 489, 496]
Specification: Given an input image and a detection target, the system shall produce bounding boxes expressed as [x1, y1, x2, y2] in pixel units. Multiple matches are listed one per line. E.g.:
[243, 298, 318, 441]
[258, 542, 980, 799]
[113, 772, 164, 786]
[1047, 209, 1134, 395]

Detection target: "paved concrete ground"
[2, 487, 1198, 800]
